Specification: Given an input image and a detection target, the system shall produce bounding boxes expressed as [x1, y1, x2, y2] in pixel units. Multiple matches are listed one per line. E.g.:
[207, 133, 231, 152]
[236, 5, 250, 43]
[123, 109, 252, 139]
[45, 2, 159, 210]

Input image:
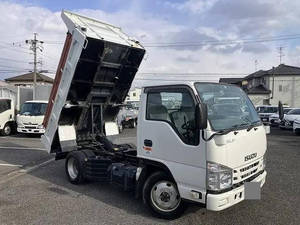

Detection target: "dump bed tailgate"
[41, 11, 145, 153]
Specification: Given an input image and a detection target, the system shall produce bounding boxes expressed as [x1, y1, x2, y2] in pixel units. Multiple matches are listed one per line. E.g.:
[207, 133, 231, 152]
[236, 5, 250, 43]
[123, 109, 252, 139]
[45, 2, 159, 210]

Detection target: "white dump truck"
[17, 100, 48, 134]
[42, 11, 267, 219]
[0, 98, 16, 135]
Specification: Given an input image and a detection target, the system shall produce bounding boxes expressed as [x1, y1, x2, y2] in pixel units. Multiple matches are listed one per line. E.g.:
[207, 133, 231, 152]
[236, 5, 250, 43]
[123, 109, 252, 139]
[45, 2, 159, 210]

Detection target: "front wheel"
[1, 123, 12, 136]
[143, 171, 186, 219]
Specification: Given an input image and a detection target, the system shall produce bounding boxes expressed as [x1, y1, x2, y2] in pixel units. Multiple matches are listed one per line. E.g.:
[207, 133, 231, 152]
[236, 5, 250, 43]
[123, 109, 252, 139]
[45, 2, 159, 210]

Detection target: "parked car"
[116, 104, 138, 131]
[256, 105, 278, 125]
[293, 118, 300, 135]
[269, 108, 294, 126]
[279, 108, 300, 130]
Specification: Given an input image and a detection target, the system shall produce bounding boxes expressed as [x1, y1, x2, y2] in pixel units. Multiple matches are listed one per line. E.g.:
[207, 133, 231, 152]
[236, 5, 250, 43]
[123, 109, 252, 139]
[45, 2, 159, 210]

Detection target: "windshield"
[20, 103, 48, 116]
[287, 109, 300, 115]
[256, 106, 278, 113]
[283, 108, 292, 114]
[195, 83, 260, 131]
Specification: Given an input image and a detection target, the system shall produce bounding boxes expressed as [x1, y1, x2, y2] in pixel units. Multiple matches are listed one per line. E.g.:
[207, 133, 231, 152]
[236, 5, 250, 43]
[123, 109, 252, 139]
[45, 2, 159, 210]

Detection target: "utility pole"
[271, 66, 275, 101]
[278, 46, 285, 65]
[26, 33, 43, 100]
[254, 59, 258, 71]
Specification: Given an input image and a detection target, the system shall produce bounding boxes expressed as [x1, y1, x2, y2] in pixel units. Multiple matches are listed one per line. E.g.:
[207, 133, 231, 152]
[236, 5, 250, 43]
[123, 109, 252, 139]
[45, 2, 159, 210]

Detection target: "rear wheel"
[143, 171, 185, 219]
[65, 151, 86, 184]
[1, 123, 12, 136]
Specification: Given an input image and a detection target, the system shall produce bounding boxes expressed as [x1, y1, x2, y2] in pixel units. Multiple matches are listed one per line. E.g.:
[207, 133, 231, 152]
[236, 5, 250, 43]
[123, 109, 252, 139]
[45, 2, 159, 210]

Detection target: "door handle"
[144, 139, 152, 147]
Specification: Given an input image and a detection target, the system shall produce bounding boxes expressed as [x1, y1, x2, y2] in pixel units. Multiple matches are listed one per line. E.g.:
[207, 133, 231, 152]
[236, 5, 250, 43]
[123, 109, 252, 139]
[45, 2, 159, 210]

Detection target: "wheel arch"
[135, 158, 176, 199]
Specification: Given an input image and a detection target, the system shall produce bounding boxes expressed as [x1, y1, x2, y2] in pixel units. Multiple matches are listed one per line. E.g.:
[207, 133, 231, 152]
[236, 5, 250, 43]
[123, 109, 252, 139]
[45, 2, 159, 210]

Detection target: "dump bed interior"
[42, 11, 145, 154]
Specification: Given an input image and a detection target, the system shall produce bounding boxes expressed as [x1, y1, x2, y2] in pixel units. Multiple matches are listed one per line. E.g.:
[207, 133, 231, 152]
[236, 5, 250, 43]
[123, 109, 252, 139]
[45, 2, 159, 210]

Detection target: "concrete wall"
[248, 94, 270, 106]
[268, 76, 300, 107]
[35, 85, 52, 101]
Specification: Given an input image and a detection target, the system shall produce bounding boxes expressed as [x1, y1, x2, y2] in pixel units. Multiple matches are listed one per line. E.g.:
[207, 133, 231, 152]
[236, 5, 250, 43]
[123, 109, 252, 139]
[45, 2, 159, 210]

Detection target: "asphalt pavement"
[0, 128, 299, 225]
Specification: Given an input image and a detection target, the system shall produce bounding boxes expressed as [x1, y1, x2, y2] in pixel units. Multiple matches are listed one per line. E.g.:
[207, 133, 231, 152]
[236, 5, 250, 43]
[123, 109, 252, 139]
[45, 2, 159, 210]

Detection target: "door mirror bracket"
[196, 103, 208, 130]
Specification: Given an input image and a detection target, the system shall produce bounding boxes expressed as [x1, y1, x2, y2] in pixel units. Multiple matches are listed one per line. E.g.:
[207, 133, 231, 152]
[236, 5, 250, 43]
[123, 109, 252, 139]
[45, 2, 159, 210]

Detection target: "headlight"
[38, 124, 44, 129]
[262, 155, 266, 170]
[17, 123, 24, 128]
[207, 162, 232, 191]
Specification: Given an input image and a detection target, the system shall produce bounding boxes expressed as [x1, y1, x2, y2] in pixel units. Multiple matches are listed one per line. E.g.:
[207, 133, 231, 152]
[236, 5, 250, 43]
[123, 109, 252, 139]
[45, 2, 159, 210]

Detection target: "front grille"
[24, 126, 37, 129]
[240, 162, 259, 172]
[233, 160, 261, 184]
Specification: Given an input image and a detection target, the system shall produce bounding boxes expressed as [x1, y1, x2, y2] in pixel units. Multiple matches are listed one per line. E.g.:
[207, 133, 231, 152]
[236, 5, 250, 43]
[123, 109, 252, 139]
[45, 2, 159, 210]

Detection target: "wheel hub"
[160, 192, 171, 202]
[150, 180, 181, 212]
[67, 158, 78, 179]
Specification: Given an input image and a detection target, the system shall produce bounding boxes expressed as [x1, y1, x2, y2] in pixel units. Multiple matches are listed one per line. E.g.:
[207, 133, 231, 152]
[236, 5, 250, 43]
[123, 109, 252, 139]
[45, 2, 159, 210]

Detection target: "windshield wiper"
[246, 121, 261, 131]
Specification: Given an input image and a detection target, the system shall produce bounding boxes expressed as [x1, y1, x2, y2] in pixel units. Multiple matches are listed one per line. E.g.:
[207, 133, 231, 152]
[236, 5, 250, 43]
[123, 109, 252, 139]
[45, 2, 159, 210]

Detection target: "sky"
[1, 0, 300, 87]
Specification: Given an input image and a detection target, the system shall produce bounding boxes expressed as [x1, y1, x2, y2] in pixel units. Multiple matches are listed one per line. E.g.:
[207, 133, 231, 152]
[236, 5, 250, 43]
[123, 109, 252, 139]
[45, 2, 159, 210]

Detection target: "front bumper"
[293, 121, 300, 133]
[17, 127, 45, 134]
[206, 170, 267, 211]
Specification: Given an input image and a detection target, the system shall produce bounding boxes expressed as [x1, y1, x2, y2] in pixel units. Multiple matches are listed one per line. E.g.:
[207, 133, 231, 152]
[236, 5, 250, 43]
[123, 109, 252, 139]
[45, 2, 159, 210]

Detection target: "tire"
[119, 124, 123, 133]
[130, 120, 136, 128]
[143, 171, 186, 220]
[65, 151, 86, 184]
[1, 123, 12, 136]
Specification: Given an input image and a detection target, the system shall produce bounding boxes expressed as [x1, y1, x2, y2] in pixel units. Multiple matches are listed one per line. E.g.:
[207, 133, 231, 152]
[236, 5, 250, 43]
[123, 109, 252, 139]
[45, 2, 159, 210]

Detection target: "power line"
[138, 72, 248, 75]
[143, 35, 300, 48]
[0, 57, 30, 64]
[0, 43, 31, 54]
[0, 64, 30, 70]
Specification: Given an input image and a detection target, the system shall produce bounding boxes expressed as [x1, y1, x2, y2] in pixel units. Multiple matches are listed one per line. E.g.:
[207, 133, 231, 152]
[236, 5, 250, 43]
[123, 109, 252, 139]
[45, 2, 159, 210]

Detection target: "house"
[0, 80, 9, 86]
[244, 64, 300, 106]
[125, 88, 142, 108]
[5, 72, 54, 87]
[219, 77, 244, 87]
[219, 64, 300, 107]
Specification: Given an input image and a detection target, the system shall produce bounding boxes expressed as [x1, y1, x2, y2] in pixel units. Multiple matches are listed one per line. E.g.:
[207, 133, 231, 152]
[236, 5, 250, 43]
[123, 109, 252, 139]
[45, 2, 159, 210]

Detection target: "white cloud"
[166, 0, 218, 14]
[0, 0, 299, 88]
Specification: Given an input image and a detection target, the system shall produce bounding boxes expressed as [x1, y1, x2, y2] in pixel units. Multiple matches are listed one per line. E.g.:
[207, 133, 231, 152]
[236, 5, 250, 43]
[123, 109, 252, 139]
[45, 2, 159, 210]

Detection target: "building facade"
[220, 64, 300, 107]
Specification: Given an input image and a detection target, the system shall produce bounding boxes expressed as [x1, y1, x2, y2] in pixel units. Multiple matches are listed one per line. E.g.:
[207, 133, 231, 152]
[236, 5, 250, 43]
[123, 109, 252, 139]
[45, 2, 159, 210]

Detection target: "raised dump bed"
[41, 11, 145, 154]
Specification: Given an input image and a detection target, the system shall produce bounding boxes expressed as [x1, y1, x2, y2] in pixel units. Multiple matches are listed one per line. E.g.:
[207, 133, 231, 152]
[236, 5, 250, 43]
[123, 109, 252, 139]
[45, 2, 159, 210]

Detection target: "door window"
[0, 99, 11, 113]
[146, 89, 198, 145]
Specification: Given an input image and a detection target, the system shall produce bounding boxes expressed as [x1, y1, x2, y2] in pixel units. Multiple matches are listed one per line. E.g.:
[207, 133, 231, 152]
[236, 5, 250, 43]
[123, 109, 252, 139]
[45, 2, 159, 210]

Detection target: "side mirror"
[278, 101, 284, 120]
[196, 103, 208, 130]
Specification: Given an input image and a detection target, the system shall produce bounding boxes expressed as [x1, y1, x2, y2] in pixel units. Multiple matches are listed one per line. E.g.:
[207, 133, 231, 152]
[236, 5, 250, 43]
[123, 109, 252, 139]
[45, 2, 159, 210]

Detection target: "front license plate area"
[244, 182, 261, 200]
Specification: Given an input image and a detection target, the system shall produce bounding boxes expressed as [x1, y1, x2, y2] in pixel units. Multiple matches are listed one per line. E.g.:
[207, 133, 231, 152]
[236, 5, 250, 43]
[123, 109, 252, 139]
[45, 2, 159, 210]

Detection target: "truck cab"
[17, 100, 48, 134]
[0, 98, 15, 136]
[138, 83, 267, 212]
[42, 11, 267, 219]
[256, 105, 278, 124]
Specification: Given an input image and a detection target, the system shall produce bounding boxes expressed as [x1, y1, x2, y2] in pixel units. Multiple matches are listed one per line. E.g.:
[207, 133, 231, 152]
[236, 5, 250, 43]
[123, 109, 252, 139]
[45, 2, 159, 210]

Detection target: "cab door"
[137, 85, 207, 202]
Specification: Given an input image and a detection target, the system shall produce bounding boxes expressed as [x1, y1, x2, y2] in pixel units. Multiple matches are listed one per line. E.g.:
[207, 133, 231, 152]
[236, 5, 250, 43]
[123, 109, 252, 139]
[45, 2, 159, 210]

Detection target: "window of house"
[279, 85, 282, 92]
[146, 88, 198, 145]
[133, 92, 136, 97]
